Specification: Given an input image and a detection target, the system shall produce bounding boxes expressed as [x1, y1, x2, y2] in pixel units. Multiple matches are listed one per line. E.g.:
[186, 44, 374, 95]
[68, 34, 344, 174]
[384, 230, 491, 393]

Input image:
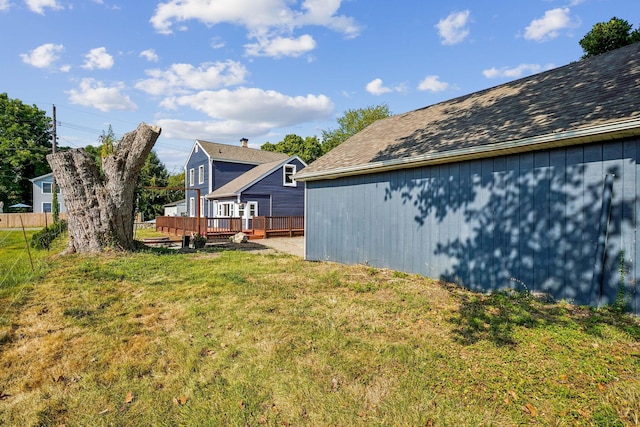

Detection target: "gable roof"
[206, 156, 304, 199]
[29, 172, 54, 182]
[196, 139, 288, 165]
[297, 42, 640, 181]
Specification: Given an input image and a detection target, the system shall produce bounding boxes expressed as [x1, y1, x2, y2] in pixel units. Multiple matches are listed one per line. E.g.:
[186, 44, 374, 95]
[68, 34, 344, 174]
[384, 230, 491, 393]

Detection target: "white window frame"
[283, 164, 296, 187]
[43, 202, 52, 213]
[189, 197, 195, 217]
[42, 182, 52, 194]
[200, 197, 205, 217]
[189, 168, 195, 186]
[198, 165, 205, 184]
[248, 202, 258, 218]
[217, 202, 233, 217]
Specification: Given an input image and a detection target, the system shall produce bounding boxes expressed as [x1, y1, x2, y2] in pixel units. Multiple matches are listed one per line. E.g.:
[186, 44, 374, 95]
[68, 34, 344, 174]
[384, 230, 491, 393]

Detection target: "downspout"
[592, 174, 614, 305]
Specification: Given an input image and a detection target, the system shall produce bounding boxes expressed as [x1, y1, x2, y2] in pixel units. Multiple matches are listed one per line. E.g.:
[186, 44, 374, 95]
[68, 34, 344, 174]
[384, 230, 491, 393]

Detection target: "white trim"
[189, 168, 195, 186]
[295, 118, 640, 181]
[198, 165, 205, 184]
[283, 164, 297, 187]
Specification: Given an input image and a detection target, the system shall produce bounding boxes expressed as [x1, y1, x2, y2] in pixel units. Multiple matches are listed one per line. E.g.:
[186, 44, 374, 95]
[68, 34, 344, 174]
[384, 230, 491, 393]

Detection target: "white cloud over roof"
[524, 8, 573, 42]
[67, 78, 137, 112]
[436, 10, 471, 45]
[149, 0, 360, 58]
[136, 61, 248, 96]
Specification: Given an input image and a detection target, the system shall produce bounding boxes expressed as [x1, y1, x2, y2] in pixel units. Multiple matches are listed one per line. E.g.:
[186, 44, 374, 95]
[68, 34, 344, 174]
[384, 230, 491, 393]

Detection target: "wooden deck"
[155, 216, 303, 240]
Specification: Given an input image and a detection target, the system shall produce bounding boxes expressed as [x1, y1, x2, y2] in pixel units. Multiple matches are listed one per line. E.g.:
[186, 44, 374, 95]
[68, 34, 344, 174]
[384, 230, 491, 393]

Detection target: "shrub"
[31, 220, 67, 250]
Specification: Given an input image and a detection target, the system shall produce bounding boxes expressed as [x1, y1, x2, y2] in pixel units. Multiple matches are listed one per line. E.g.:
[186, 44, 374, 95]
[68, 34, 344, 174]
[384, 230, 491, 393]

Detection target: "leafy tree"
[0, 93, 52, 208]
[261, 134, 323, 163]
[579, 17, 640, 59]
[321, 103, 392, 154]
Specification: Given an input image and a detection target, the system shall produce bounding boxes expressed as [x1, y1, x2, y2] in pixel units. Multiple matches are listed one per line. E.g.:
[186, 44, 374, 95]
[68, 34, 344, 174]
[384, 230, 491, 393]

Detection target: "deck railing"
[155, 216, 303, 239]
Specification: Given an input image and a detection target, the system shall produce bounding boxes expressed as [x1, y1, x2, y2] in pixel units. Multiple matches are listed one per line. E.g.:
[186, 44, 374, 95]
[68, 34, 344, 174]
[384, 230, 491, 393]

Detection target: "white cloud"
[82, 47, 114, 70]
[136, 61, 248, 96]
[245, 34, 316, 58]
[417, 75, 450, 92]
[524, 8, 572, 42]
[366, 78, 393, 95]
[25, 0, 62, 14]
[149, 0, 360, 57]
[482, 63, 554, 79]
[436, 10, 471, 45]
[365, 78, 407, 96]
[140, 49, 159, 62]
[156, 118, 269, 141]
[20, 43, 63, 68]
[67, 78, 137, 112]
[0, 0, 10, 11]
[160, 87, 333, 128]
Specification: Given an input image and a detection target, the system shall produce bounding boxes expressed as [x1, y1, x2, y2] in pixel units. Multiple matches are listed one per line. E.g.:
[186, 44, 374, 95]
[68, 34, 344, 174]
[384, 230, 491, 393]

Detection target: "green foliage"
[261, 134, 322, 163]
[579, 17, 640, 59]
[30, 220, 67, 250]
[0, 93, 53, 207]
[320, 103, 392, 154]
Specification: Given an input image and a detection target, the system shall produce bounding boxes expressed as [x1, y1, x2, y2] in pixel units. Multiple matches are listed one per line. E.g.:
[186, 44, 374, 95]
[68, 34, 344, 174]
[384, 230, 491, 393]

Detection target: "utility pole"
[51, 104, 59, 222]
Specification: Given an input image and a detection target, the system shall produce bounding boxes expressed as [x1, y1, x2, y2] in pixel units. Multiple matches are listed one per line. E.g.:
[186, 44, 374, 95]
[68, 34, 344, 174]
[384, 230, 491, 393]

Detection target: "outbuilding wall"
[305, 139, 639, 314]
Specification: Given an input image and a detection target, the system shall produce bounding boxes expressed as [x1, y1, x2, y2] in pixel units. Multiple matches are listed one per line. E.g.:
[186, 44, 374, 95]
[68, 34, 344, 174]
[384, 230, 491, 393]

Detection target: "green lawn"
[1, 230, 639, 426]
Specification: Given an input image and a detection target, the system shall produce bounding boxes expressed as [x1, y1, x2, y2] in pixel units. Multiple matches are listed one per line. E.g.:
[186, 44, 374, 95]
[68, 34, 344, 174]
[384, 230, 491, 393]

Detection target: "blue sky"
[1, 0, 639, 174]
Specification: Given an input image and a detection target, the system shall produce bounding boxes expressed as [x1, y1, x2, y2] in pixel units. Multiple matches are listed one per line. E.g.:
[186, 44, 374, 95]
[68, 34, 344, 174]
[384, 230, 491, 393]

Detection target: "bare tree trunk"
[47, 123, 161, 254]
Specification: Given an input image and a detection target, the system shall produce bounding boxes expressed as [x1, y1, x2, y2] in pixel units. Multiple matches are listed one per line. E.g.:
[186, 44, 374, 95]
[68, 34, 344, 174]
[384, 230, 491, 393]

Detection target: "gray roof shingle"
[297, 42, 640, 180]
[197, 140, 289, 164]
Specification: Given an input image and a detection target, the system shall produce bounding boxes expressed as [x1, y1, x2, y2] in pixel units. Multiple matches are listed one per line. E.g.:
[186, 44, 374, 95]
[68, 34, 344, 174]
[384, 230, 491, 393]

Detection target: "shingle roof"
[196, 140, 288, 164]
[206, 157, 295, 199]
[297, 42, 640, 181]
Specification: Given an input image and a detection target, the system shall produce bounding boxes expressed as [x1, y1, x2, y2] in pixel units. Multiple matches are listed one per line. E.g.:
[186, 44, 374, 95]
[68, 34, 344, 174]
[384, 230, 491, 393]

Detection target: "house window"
[198, 165, 205, 184]
[189, 197, 195, 217]
[248, 202, 258, 217]
[283, 164, 296, 187]
[200, 197, 205, 217]
[217, 202, 233, 217]
[237, 203, 245, 218]
[42, 202, 59, 213]
[189, 168, 195, 186]
[42, 182, 52, 193]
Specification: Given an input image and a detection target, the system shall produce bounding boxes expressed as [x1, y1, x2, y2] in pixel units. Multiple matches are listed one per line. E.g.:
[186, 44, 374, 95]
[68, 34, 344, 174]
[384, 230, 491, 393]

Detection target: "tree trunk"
[47, 123, 161, 254]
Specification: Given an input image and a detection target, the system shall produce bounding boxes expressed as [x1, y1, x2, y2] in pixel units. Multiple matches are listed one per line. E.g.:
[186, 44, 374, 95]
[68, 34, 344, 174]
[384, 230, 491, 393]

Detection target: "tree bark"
[47, 123, 161, 254]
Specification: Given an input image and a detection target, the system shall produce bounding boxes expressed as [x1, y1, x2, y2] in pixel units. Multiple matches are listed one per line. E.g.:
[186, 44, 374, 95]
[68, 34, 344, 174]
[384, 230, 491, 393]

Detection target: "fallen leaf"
[597, 383, 605, 391]
[177, 395, 188, 405]
[0, 391, 10, 400]
[522, 403, 538, 416]
[559, 374, 568, 382]
[238, 400, 246, 409]
[331, 378, 339, 391]
[425, 420, 434, 427]
[124, 391, 134, 404]
[98, 408, 110, 415]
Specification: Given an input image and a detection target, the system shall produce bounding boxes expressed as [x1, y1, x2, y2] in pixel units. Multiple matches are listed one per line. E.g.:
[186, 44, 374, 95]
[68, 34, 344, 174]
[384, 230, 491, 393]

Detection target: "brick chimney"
[240, 138, 248, 148]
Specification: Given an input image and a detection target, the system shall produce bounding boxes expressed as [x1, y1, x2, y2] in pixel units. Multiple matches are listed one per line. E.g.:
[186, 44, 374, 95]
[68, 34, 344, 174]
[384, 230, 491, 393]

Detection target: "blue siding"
[305, 139, 640, 314]
[241, 158, 305, 217]
[214, 161, 256, 189]
[185, 146, 210, 216]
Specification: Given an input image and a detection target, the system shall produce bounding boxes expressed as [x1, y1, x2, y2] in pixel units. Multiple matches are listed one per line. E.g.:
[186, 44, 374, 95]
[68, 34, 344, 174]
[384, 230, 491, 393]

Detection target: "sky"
[1, 0, 639, 174]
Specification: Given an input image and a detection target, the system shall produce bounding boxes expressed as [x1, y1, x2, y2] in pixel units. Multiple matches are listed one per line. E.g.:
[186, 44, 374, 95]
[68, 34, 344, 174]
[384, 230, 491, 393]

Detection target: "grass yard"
[1, 229, 639, 426]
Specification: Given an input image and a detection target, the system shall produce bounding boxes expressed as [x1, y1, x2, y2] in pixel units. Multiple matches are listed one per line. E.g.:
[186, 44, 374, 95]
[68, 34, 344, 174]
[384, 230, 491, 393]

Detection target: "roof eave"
[296, 118, 640, 182]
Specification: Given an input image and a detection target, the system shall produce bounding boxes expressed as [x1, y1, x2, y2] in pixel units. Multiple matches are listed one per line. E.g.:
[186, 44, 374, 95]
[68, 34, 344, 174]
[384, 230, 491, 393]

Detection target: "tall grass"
[0, 231, 639, 426]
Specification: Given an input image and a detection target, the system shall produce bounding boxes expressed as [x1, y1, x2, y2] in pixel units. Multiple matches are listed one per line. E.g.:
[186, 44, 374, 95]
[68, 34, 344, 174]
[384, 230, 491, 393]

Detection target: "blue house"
[184, 138, 305, 226]
[30, 173, 66, 213]
[296, 43, 640, 314]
